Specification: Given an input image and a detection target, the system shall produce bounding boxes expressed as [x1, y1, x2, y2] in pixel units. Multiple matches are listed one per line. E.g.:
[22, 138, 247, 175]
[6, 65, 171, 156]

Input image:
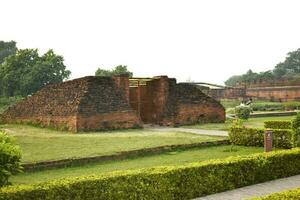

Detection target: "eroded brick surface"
[129, 77, 225, 126]
[1, 75, 225, 131]
[1, 76, 142, 131]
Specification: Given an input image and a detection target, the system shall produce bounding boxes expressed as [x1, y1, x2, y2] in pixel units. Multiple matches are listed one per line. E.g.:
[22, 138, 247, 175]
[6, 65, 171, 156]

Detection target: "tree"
[95, 65, 133, 77]
[0, 41, 17, 64]
[0, 49, 71, 96]
[225, 48, 300, 86]
[224, 75, 242, 86]
[273, 48, 300, 77]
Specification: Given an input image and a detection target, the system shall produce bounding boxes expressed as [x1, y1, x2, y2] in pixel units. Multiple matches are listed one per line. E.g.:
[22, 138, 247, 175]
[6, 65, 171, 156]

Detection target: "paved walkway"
[146, 126, 228, 137]
[194, 175, 300, 200]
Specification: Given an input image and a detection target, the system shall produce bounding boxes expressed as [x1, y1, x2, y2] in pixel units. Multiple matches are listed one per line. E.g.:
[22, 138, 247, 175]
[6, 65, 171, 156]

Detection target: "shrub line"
[250, 111, 297, 118]
[3, 148, 300, 200]
[22, 140, 229, 172]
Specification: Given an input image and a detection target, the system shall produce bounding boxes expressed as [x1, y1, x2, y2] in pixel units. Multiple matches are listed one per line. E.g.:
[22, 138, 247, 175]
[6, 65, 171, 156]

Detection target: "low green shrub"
[2, 149, 300, 200]
[0, 132, 22, 187]
[283, 101, 300, 111]
[235, 105, 252, 120]
[264, 120, 292, 129]
[251, 102, 284, 112]
[223, 100, 300, 113]
[253, 187, 300, 200]
[251, 101, 300, 112]
[292, 112, 300, 147]
[229, 127, 292, 149]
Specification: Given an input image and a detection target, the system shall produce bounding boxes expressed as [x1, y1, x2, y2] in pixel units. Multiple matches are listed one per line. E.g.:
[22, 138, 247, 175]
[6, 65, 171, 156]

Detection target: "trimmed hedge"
[264, 120, 292, 129]
[229, 127, 292, 149]
[251, 102, 284, 112]
[253, 187, 300, 200]
[2, 149, 300, 199]
[0, 132, 22, 187]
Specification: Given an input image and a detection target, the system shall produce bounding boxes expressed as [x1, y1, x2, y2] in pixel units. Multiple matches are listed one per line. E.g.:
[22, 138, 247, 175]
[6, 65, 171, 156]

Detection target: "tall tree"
[0, 41, 17, 64]
[225, 48, 300, 86]
[273, 48, 300, 77]
[0, 49, 71, 96]
[95, 65, 133, 77]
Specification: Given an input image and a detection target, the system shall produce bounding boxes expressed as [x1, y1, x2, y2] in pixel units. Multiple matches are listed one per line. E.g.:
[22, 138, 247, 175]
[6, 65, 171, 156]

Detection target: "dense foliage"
[0, 41, 17, 65]
[0, 132, 22, 187]
[234, 105, 252, 120]
[225, 48, 300, 86]
[292, 113, 300, 148]
[264, 120, 292, 129]
[222, 100, 300, 114]
[95, 65, 133, 77]
[229, 127, 292, 149]
[1, 148, 300, 199]
[0, 49, 70, 96]
[253, 188, 300, 200]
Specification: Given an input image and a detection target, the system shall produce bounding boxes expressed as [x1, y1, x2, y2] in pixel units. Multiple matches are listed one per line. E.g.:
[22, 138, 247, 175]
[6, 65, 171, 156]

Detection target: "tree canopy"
[95, 65, 133, 77]
[0, 49, 71, 96]
[0, 41, 17, 64]
[225, 48, 300, 86]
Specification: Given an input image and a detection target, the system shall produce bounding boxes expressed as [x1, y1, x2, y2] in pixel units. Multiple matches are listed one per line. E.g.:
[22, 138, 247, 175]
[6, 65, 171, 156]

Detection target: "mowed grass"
[0, 124, 226, 163]
[182, 116, 295, 130]
[11, 145, 263, 185]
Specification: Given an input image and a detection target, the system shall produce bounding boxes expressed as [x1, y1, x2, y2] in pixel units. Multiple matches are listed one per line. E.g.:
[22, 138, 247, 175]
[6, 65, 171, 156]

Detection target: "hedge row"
[251, 101, 300, 112]
[264, 120, 292, 129]
[253, 187, 300, 200]
[2, 149, 300, 200]
[229, 127, 292, 149]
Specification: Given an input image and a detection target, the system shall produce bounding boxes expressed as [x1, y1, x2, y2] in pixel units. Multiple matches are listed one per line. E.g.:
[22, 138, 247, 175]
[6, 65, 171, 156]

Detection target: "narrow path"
[194, 175, 300, 200]
[146, 126, 228, 137]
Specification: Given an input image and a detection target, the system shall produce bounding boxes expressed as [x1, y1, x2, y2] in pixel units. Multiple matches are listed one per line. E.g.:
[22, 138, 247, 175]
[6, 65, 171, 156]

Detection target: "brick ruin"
[0, 75, 225, 132]
[208, 85, 300, 102]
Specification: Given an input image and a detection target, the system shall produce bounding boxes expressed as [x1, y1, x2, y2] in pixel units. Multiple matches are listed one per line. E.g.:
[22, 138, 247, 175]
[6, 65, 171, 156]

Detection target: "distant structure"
[0, 75, 225, 132]
[192, 80, 300, 102]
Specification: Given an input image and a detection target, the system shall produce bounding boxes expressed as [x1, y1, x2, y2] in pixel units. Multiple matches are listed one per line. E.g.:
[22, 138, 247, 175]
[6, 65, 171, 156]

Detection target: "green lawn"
[0, 124, 225, 163]
[11, 145, 263, 185]
[182, 116, 295, 130]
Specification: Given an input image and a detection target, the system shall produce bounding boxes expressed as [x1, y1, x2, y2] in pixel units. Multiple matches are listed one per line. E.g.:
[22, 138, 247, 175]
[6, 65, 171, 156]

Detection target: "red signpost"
[264, 130, 273, 152]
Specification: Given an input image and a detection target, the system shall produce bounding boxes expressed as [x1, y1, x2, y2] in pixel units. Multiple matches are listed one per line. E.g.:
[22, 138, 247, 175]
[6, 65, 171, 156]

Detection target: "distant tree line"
[0, 41, 71, 97]
[225, 48, 300, 86]
[95, 65, 133, 77]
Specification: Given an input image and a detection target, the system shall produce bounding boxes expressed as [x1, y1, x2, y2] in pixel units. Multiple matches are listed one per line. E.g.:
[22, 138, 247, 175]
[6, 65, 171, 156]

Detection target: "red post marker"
[264, 130, 273, 152]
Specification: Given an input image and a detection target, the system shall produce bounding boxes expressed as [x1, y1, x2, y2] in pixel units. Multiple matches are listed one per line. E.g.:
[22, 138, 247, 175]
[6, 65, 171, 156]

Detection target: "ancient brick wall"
[208, 85, 300, 102]
[161, 83, 225, 125]
[112, 75, 130, 103]
[2, 75, 225, 131]
[129, 77, 225, 126]
[1, 76, 142, 131]
[209, 87, 246, 100]
[0, 77, 89, 131]
[235, 78, 300, 88]
[246, 86, 300, 102]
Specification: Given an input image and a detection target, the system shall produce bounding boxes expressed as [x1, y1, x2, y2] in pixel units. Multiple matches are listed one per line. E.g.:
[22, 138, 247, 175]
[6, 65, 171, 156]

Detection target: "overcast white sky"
[1, 0, 300, 84]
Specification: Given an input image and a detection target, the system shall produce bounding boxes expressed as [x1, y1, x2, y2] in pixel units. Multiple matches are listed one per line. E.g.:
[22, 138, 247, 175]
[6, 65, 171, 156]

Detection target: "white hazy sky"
[1, 0, 300, 85]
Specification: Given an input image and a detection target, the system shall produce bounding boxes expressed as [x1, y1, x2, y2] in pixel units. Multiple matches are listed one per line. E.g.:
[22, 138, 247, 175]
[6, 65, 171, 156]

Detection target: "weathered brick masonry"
[1, 75, 225, 131]
[209, 85, 300, 102]
[129, 76, 225, 126]
[208, 78, 300, 101]
[0, 76, 142, 131]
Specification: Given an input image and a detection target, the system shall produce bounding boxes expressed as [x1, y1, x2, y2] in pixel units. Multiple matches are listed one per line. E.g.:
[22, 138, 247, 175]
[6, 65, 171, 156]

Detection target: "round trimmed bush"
[235, 104, 252, 120]
[0, 131, 22, 186]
